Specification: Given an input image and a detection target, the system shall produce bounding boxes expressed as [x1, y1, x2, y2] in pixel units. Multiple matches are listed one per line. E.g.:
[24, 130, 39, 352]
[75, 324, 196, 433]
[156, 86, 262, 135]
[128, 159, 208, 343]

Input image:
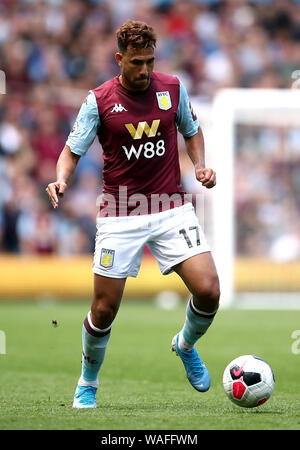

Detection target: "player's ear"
[115, 52, 123, 67]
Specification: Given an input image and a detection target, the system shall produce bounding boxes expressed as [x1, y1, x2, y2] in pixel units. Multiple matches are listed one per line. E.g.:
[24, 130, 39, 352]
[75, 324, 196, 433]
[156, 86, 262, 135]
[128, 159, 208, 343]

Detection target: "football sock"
[179, 297, 217, 351]
[79, 310, 111, 387]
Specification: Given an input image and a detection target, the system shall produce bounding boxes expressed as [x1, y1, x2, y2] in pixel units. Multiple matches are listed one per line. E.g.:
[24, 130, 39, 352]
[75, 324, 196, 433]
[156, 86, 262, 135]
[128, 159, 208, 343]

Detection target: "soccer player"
[46, 20, 220, 408]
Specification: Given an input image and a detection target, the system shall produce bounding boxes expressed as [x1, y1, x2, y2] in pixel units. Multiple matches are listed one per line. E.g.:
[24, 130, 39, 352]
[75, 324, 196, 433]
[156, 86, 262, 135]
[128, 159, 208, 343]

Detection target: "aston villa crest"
[156, 91, 172, 110]
[100, 248, 115, 269]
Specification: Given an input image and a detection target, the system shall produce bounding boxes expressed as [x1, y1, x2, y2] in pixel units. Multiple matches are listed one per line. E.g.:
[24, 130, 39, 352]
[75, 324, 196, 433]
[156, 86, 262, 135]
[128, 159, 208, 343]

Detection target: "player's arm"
[46, 145, 80, 209]
[184, 130, 216, 189]
[176, 82, 216, 189]
[46, 91, 100, 209]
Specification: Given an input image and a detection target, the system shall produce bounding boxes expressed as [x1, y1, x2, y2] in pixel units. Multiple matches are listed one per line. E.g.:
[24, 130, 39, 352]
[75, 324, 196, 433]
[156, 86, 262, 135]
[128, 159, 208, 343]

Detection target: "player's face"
[116, 45, 155, 91]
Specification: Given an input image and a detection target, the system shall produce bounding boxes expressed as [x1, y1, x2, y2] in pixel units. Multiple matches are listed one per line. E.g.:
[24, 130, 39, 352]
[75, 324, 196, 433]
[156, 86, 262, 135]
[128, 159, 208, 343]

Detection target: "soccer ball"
[222, 355, 275, 408]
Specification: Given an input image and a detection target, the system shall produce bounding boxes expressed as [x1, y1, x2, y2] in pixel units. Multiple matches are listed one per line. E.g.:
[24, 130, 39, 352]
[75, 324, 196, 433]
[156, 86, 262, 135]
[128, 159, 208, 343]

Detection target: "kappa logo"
[125, 120, 160, 140]
[111, 103, 127, 113]
[100, 248, 115, 269]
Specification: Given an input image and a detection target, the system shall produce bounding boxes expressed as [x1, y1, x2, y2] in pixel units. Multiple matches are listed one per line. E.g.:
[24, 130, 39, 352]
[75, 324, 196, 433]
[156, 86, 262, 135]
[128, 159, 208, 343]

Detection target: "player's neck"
[118, 75, 150, 92]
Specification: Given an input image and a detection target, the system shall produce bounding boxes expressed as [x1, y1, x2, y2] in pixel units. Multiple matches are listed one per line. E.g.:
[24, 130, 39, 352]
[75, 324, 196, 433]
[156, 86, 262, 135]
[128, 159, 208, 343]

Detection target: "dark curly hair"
[116, 20, 157, 53]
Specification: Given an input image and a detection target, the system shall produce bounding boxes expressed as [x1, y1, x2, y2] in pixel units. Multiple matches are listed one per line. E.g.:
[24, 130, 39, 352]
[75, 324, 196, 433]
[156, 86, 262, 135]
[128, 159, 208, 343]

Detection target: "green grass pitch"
[0, 300, 299, 430]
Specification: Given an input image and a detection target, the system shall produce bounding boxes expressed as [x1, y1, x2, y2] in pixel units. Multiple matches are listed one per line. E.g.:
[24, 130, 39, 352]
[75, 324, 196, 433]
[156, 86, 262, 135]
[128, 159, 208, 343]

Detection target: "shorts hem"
[161, 248, 211, 275]
[93, 267, 138, 278]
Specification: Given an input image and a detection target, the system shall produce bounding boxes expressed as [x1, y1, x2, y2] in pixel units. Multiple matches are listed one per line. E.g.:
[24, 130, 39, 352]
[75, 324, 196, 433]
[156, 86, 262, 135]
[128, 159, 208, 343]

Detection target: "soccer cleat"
[171, 333, 211, 392]
[72, 385, 98, 409]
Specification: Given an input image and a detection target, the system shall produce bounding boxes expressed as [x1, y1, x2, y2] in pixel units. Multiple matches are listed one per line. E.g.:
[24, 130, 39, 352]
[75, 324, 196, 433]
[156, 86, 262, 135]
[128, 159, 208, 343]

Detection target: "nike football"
[222, 355, 275, 408]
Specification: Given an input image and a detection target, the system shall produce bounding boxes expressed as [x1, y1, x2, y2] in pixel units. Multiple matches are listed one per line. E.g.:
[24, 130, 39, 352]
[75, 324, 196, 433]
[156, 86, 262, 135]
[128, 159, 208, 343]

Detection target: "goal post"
[208, 88, 300, 309]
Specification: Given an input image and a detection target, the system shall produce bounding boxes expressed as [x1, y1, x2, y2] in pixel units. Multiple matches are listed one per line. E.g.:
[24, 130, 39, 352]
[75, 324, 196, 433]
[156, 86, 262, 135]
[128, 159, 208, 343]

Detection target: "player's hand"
[45, 181, 67, 209]
[195, 168, 216, 189]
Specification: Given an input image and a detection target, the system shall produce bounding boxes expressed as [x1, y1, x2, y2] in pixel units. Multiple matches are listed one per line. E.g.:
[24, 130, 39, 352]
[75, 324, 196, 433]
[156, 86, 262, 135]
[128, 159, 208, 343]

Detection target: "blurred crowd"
[0, 0, 300, 256]
[235, 124, 300, 261]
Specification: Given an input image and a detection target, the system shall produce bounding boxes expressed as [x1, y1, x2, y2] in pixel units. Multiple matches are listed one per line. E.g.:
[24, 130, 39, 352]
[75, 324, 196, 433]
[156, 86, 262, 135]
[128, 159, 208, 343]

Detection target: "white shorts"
[93, 203, 210, 278]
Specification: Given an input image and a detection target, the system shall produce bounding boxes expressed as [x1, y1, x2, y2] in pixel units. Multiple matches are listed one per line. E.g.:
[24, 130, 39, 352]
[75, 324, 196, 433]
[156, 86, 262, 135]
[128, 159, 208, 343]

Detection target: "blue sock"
[78, 311, 111, 387]
[179, 297, 217, 350]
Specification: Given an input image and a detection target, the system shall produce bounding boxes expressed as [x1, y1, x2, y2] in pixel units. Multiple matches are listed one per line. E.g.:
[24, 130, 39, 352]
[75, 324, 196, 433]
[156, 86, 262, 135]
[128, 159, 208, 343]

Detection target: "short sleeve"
[66, 90, 100, 156]
[175, 82, 199, 137]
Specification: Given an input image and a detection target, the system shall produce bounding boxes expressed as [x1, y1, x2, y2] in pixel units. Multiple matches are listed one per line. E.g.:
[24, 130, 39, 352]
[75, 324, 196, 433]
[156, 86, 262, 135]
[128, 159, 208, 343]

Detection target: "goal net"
[195, 88, 300, 309]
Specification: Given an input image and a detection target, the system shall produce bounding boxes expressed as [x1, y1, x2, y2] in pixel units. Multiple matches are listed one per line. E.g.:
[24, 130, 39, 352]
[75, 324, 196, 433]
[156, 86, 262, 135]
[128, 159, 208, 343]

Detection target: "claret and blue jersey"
[66, 71, 199, 214]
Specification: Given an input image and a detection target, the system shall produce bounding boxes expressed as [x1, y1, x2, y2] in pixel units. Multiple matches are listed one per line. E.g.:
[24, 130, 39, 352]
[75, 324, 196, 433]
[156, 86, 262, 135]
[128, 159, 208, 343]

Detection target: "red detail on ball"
[232, 381, 246, 399]
[257, 397, 268, 406]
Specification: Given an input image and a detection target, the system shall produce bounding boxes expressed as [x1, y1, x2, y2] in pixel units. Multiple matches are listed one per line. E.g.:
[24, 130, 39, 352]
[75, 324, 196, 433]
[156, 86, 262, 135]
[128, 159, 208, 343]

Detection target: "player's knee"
[91, 302, 116, 328]
[91, 294, 120, 327]
[193, 274, 220, 311]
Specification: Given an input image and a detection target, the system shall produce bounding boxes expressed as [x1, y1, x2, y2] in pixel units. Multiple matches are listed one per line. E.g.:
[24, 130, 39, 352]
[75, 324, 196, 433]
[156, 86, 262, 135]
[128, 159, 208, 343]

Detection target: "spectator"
[0, 0, 299, 256]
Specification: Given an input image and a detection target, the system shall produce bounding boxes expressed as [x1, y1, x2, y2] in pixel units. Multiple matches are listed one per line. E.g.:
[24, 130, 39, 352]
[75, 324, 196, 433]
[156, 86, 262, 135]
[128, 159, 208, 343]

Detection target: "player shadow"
[232, 409, 284, 415]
